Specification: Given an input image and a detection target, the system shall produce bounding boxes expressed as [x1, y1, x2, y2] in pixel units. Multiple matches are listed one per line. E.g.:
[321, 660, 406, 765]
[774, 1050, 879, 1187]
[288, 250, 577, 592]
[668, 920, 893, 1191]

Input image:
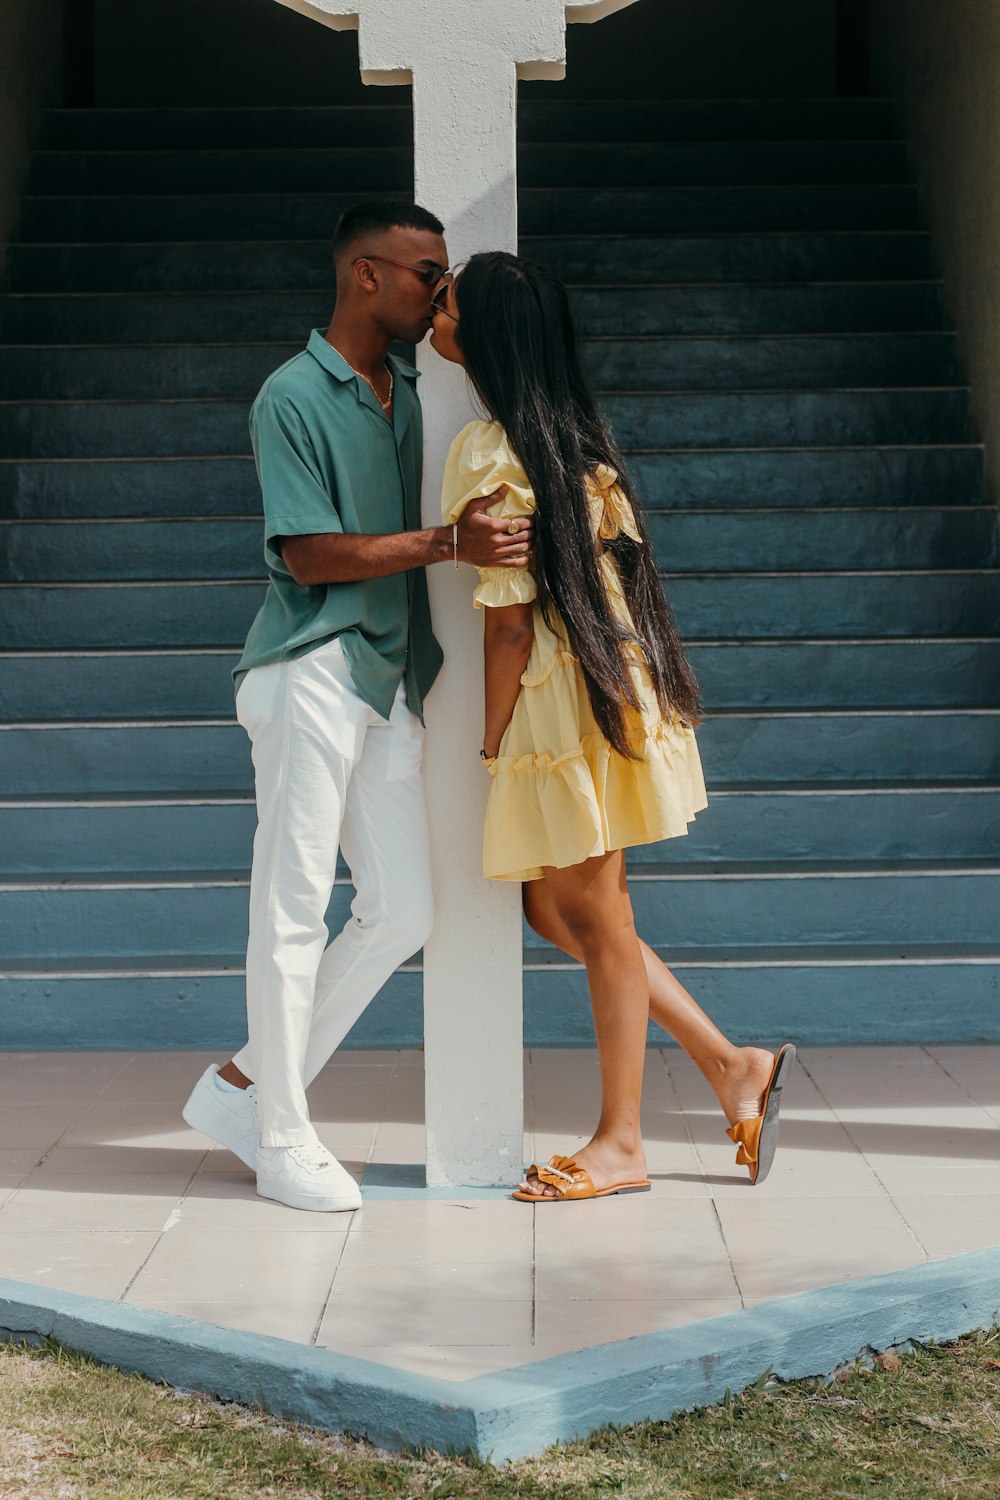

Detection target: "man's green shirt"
[234, 330, 443, 720]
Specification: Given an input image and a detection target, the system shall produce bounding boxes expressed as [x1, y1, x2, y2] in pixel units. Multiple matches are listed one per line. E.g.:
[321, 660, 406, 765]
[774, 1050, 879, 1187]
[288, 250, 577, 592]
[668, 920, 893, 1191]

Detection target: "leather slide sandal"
[512, 1153, 651, 1203]
[725, 1043, 797, 1187]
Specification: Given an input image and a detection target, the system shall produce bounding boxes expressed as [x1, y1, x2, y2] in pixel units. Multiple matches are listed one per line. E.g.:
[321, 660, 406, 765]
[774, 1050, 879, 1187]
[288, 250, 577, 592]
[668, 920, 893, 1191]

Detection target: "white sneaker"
[255, 1140, 362, 1213]
[182, 1064, 260, 1170]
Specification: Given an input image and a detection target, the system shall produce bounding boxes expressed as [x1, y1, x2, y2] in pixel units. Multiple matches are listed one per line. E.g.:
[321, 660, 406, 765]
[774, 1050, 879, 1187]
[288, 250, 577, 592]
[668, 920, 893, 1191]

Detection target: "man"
[182, 202, 531, 1212]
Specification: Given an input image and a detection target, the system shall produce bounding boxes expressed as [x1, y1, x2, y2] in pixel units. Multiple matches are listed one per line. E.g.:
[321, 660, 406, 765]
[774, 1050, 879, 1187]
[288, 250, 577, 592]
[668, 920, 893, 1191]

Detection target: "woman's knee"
[552, 890, 632, 955]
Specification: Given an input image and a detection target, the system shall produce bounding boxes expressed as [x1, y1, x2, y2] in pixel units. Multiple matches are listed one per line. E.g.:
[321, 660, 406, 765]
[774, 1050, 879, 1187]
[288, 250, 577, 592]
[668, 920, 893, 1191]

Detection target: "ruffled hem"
[483, 721, 708, 882]
[473, 567, 538, 609]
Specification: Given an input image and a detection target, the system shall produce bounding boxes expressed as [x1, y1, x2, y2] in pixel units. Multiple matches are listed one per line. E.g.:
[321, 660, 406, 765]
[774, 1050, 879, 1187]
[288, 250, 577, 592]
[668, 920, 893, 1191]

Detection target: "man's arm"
[279, 489, 533, 586]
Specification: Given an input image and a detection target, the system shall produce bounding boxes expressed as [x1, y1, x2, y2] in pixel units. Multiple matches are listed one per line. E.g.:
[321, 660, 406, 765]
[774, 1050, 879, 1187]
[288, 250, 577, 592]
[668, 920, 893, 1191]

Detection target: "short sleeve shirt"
[234, 330, 443, 720]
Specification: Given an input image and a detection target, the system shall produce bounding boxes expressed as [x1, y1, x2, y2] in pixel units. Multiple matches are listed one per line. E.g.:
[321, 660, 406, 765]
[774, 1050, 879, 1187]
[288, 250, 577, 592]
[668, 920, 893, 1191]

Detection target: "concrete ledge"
[2, 1248, 998, 1462]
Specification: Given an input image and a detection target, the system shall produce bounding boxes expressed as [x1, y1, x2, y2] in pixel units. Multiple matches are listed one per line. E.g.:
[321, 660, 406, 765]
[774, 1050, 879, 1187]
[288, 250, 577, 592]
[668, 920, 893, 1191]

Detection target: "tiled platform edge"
[2, 1248, 998, 1462]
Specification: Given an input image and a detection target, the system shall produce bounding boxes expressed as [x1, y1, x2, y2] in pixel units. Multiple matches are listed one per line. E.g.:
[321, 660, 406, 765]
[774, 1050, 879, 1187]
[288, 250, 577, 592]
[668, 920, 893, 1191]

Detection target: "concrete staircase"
[1, 98, 998, 1048]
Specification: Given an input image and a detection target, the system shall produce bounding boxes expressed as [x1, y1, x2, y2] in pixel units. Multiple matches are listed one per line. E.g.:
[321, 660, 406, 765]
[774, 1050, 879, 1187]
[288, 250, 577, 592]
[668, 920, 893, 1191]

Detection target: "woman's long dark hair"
[455, 251, 701, 757]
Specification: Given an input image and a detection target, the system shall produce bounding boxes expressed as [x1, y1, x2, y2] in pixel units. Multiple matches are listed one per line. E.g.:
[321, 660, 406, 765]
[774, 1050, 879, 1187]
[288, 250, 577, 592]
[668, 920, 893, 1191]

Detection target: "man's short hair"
[332, 201, 445, 268]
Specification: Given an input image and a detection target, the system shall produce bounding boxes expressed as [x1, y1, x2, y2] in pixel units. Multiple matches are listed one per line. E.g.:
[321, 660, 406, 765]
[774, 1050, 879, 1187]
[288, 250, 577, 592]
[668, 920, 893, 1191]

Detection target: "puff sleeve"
[441, 419, 538, 608]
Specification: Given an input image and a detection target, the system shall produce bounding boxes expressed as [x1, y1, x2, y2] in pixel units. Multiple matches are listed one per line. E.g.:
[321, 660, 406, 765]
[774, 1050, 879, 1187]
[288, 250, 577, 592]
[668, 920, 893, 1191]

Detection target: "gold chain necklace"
[329, 344, 394, 412]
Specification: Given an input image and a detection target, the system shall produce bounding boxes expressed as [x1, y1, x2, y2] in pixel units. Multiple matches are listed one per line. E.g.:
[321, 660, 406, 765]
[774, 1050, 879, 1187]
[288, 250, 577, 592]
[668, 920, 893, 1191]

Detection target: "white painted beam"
[269, 0, 644, 1185]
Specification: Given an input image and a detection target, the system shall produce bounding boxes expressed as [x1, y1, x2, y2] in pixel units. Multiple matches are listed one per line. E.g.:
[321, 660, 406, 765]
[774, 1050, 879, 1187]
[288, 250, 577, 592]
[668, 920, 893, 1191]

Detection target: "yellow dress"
[442, 418, 708, 881]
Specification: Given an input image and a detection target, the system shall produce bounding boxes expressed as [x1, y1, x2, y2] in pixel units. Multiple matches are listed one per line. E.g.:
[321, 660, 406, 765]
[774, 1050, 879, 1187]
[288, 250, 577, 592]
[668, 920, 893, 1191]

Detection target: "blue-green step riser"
[0, 284, 946, 342]
[1, 449, 982, 520]
[2, 715, 996, 795]
[3, 576, 996, 650]
[3, 959, 998, 1049]
[0, 335, 960, 400]
[3, 871, 998, 959]
[2, 235, 936, 294]
[37, 100, 900, 150]
[4, 641, 998, 720]
[17, 186, 922, 241]
[3, 788, 997, 876]
[29, 141, 913, 195]
[5, 510, 993, 582]
[0, 391, 970, 459]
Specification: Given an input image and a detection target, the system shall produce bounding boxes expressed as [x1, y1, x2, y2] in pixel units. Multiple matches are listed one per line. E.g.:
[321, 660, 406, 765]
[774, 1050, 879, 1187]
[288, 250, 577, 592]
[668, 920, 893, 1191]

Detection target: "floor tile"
[128, 1228, 344, 1304]
[892, 1195, 1000, 1259]
[536, 1249, 739, 1303]
[0, 1054, 130, 1104]
[869, 1164, 1000, 1198]
[0, 1150, 45, 1207]
[104, 1051, 217, 1104]
[318, 1292, 533, 1348]
[534, 1297, 745, 1351]
[0, 1104, 88, 1151]
[30, 1145, 206, 1180]
[123, 1296, 327, 1345]
[332, 1258, 532, 1301]
[171, 1175, 357, 1232]
[58, 1103, 205, 1153]
[0, 1230, 157, 1300]
[716, 1195, 925, 1300]
[339, 1226, 532, 1267]
[0, 1177, 189, 1233]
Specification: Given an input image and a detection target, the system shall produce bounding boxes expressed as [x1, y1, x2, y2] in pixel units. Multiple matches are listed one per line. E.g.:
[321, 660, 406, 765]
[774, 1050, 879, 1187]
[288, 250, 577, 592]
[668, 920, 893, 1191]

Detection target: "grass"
[1, 1328, 998, 1498]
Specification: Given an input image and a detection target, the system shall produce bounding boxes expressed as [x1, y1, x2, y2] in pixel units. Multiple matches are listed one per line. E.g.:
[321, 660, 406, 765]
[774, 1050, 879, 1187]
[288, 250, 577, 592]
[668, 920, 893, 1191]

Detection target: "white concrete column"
[411, 56, 525, 1188]
[273, 0, 643, 1185]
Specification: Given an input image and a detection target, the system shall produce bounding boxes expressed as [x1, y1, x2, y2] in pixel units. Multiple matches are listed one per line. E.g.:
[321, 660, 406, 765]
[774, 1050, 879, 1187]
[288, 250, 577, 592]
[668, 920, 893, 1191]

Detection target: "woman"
[431, 252, 794, 1202]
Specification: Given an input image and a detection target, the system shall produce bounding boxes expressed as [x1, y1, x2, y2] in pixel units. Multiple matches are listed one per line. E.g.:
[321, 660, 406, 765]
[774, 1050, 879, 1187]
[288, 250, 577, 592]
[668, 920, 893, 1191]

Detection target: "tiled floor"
[0, 1046, 997, 1381]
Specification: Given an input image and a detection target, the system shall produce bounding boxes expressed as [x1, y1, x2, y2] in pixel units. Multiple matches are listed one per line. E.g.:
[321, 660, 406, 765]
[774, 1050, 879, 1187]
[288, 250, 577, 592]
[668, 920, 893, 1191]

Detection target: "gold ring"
[506, 520, 520, 535]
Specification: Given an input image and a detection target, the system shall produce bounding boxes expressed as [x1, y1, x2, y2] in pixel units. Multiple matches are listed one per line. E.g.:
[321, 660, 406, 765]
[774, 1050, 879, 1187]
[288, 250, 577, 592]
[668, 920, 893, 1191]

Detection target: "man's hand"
[456, 488, 534, 569]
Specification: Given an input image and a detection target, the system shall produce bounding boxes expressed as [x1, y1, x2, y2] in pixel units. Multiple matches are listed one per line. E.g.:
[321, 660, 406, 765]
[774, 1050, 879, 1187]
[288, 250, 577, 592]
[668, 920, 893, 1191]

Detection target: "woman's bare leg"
[523, 875, 775, 1127]
[521, 850, 649, 1197]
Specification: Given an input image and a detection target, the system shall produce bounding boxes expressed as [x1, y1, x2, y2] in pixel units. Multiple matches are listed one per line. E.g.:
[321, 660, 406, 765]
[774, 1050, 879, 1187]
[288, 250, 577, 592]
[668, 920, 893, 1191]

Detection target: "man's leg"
[301, 681, 434, 1085]
[230, 640, 368, 1146]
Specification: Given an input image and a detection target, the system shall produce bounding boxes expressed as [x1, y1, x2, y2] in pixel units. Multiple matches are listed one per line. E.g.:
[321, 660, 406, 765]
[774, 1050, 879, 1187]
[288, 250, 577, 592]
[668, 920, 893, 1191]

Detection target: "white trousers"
[231, 637, 433, 1146]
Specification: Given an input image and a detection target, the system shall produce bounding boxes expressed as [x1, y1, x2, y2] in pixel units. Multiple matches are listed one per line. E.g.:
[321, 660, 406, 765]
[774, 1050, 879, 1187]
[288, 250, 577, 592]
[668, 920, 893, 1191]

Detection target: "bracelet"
[453, 523, 458, 570]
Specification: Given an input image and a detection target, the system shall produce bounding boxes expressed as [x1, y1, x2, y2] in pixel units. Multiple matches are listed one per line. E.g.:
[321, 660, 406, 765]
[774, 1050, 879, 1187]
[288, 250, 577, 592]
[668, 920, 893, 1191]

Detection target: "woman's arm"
[482, 602, 534, 758]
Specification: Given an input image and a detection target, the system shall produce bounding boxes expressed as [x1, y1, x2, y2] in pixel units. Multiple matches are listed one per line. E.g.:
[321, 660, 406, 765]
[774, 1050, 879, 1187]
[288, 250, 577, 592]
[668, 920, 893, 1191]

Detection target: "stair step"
[595, 334, 957, 392]
[3, 947, 998, 1049]
[2, 785, 996, 876]
[603, 389, 971, 449]
[0, 333, 959, 400]
[2, 865, 996, 959]
[3, 508, 993, 582]
[29, 140, 911, 196]
[0, 389, 972, 460]
[522, 948, 1000, 1049]
[0, 281, 948, 344]
[38, 99, 900, 150]
[3, 233, 936, 294]
[19, 185, 922, 242]
[4, 571, 997, 649]
[0, 447, 982, 522]
[524, 232, 934, 287]
[0, 457, 258, 519]
[3, 639, 998, 721]
[2, 712, 996, 795]
[628, 446, 984, 507]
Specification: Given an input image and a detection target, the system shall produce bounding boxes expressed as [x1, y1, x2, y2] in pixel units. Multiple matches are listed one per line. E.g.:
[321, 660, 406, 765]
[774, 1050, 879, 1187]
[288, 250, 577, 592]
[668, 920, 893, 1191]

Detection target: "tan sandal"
[726, 1043, 796, 1186]
[512, 1153, 651, 1203]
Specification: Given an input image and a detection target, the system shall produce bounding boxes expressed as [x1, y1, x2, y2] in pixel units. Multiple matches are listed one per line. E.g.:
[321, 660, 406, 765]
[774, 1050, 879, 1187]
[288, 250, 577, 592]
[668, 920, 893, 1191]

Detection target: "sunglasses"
[354, 254, 450, 288]
[431, 278, 458, 320]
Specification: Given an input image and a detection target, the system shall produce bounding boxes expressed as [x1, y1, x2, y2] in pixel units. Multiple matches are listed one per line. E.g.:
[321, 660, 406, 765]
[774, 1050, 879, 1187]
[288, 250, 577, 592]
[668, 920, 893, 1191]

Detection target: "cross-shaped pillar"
[274, 0, 644, 1185]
